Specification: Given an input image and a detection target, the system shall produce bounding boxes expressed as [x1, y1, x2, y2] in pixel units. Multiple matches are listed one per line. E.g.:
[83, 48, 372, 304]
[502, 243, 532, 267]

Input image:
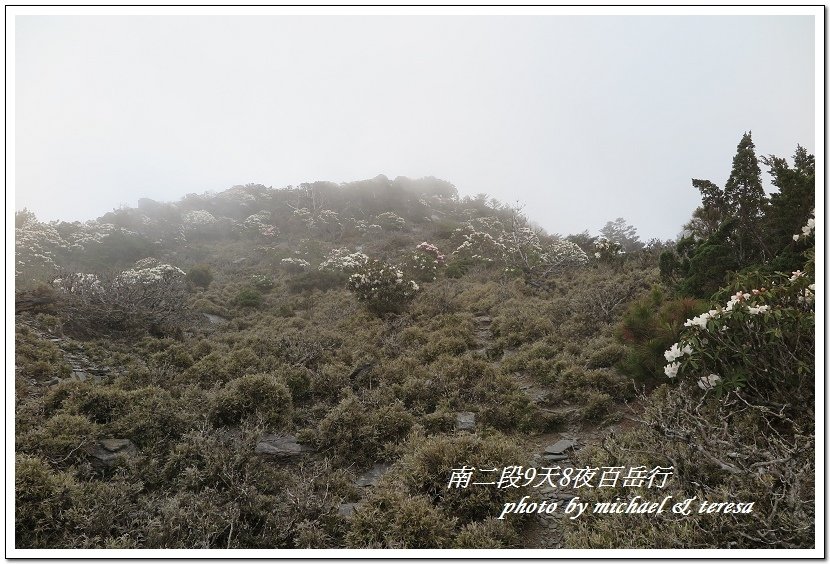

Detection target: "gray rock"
[543, 453, 569, 462]
[544, 439, 577, 455]
[456, 411, 476, 431]
[355, 463, 391, 488]
[88, 438, 137, 468]
[338, 503, 359, 518]
[255, 434, 313, 458]
[71, 370, 88, 382]
[99, 438, 134, 452]
[202, 313, 229, 325]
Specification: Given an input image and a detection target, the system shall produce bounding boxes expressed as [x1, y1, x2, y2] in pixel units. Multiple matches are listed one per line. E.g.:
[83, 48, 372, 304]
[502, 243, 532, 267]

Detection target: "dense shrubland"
[15, 138, 815, 550]
[565, 134, 816, 549]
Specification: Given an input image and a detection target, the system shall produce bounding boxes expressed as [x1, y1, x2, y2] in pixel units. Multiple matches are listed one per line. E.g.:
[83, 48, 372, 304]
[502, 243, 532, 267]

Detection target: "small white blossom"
[697, 374, 721, 391]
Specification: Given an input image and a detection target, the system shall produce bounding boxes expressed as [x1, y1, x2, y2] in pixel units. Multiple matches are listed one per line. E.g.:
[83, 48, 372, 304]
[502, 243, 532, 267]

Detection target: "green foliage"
[392, 433, 527, 522]
[15, 454, 77, 547]
[586, 342, 625, 369]
[599, 217, 643, 253]
[312, 393, 414, 464]
[186, 264, 214, 289]
[286, 270, 347, 294]
[234, 287, 263, 308]
[616, 289, 706, 383]
[346, 488, 456, 548]
[250, 274, 275, 292]
[211, 373, 293, 428]
[453, 518, 520, 548]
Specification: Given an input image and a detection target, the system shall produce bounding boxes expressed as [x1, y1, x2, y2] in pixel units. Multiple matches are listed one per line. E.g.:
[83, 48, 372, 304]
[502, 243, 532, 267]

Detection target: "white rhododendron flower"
[697, 374, 722, 391]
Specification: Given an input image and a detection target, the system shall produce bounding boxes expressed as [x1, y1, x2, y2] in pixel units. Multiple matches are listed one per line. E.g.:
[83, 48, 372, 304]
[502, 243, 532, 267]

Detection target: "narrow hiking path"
[471, 313, 637, 549]
[16, 318, 115, 390]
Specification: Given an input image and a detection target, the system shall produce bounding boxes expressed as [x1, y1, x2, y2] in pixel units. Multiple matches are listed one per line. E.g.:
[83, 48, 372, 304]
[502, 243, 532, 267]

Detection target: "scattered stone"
[474, 315, 492, 324]
[456, 411, 476, 431]
[355, 463, 391, 487]
[71, 370, 89, 382]
[543, 453, 569, 462]
[203, 313, 229, 325]
[338, 503, 359, 518]
[99, 438, 133, 451]
[544, 439, 577, 455]
[348, 363, 374, 380]
[88, 438, 137, 468]
[255, 434, 313, 458]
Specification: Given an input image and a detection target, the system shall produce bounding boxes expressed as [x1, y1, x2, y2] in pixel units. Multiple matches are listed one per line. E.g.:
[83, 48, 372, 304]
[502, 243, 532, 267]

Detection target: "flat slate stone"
[99, 438, 134, 452]
[338, 503, 359, 518]
[456, 411, 476, 431]
[255, 434, 312, 457]
[544, 439, 577, 455]
[202, 313, 229, 325]
[88, 439, 137, 468]
[543, 453, 569, 462]
[355, 463, 391, 487]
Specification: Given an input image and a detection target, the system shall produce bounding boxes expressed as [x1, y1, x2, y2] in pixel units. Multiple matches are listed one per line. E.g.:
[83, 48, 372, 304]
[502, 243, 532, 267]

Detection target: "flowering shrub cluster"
[50, 259, 189, 338]
[792, 209, 815, 242]
[662, 233, 814, 398]
[280, 258, 311, 273]
[15, 213, 142, 282]
[347, 260, 420, 315]
[593, 237, 622, 260]
[318, 248, 369, 273]
[115, 263, 187, 287]
[16, 215, 64, 278]
[182, 210, 217, 229]
[351, 219, 383, 235]
[242, 211, 278, 239]
[404, 242, 447, 282]
[251, 274, 275, 291]
[51, 273, 104, 297]
[376, 212, 406, 231]
[450, 216, 588, 280]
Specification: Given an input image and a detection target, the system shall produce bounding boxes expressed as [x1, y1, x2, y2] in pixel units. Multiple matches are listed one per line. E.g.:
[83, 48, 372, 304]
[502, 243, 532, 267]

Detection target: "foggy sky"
[14, 13, 816, 241]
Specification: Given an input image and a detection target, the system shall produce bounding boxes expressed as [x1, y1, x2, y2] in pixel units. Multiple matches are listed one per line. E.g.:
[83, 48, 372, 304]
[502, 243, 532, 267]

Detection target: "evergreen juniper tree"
[722, 131, 768, 264]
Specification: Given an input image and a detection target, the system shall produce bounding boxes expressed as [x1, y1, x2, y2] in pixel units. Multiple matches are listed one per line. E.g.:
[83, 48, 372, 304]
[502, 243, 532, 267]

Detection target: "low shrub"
[186, 264, 213, 289]
[234, 288, 263, 309]
[210, 373, 292, 428]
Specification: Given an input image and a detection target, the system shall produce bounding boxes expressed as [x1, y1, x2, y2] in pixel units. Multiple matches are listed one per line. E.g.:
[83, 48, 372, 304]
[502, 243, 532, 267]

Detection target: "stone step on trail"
[355, 463, 391, 488]
[544, 438, 578, 455]
[455, 411, 476, 431]
[255, 434, 313, 458]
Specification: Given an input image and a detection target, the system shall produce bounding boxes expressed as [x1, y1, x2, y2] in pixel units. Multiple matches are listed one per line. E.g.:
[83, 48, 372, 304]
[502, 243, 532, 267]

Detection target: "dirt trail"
[471, 313, 632, 549]
[17, 319, 113, 389]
